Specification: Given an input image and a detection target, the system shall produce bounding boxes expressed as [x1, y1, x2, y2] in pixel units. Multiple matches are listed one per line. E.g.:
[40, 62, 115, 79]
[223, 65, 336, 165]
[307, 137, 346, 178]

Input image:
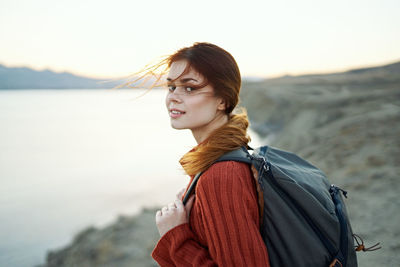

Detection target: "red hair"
[180, 110, 251, 176]
[166, 42, 241, 114]
[124, 42, 251, 175]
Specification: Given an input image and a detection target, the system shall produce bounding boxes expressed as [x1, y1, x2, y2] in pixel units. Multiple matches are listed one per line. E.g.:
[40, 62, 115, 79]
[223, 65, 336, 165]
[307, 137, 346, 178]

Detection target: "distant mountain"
[1, 60, 399, 89]
[0, 64, 123, 89]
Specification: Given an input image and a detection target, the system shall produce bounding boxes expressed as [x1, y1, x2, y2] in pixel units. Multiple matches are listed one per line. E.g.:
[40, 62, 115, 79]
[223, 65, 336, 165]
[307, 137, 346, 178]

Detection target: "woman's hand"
[155, 188, 195, 237]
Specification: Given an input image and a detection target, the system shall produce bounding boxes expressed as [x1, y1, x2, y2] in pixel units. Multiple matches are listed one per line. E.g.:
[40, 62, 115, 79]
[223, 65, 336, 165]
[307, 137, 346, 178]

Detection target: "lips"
[169, 108, 186, 118]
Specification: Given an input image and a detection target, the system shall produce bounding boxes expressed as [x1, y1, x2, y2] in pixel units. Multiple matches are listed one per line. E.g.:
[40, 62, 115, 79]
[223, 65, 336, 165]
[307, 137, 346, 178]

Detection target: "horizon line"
[1, 58, 399, 81]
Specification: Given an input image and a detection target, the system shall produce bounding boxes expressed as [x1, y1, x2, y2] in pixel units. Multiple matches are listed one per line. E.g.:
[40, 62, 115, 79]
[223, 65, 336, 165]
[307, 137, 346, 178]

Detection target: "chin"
[170, 122, 187, 130]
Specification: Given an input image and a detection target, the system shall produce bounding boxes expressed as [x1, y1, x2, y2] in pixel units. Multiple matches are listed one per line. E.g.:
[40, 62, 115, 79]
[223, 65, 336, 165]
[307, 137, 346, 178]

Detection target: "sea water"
[0, 89, 262, 267]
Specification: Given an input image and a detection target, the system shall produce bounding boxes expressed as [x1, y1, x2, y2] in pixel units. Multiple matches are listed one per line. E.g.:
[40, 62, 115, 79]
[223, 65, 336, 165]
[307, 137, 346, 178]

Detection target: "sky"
[0, 0, 399, 79]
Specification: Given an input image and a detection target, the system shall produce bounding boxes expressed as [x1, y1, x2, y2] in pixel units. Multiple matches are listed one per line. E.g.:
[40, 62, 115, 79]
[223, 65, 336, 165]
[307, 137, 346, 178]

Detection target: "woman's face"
[165, 60, 227, 140]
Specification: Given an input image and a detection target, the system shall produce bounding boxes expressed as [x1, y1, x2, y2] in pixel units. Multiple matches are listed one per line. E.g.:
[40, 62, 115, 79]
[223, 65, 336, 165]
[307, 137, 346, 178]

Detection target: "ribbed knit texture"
[152, 161, 270, 266]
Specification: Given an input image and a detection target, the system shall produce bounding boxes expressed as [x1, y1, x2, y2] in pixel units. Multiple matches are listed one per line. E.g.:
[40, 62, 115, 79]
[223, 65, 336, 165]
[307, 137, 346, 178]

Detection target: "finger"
[168, 202, 176, 210]
[175, 199, 184, 211]
[176, 187, 186, 200]
[155, 210, 162, 225]
[156, 210, 162, 223]
[161, 206, 168, 213]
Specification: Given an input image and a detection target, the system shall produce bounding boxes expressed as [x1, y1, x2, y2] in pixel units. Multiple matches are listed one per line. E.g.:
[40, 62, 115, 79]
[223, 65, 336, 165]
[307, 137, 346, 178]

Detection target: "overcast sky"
[1, 0, 399, 79]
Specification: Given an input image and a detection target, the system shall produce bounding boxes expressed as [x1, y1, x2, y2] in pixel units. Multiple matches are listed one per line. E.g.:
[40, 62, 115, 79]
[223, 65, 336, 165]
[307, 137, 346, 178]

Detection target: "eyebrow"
[166, 77, 198, 83]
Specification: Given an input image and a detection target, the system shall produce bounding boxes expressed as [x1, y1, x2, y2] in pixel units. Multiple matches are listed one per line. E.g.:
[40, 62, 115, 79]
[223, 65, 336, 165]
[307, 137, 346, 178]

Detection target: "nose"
[166, 90, 183, 103]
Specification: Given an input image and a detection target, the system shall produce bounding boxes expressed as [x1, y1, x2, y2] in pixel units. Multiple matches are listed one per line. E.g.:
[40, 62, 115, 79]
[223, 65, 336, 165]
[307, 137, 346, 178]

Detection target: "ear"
[217, 98, 227, 111]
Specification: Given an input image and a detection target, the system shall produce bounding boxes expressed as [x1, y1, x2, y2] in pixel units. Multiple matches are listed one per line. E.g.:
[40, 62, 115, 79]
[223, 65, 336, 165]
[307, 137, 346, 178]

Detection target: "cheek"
[187, 97, 218, 118]
[165, 93, 171, 110]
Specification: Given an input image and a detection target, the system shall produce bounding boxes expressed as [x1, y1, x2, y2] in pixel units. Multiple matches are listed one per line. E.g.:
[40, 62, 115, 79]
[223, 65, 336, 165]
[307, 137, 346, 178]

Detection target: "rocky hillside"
[240, 61, 400, 266]
[38, 61, 400, 266]
[36, 209, 160, 267]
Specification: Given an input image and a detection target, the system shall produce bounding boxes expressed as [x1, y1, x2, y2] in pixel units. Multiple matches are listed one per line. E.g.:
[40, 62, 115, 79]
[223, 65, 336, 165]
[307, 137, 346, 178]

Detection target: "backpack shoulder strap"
[214, 146, 253, 164]
[182, 172, 202, 205]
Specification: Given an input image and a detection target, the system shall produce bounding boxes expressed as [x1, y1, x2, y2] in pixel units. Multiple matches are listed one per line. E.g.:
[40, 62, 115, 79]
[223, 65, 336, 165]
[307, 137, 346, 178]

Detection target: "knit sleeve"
[152, 222, 218, 267]
[195, 161, 270, 266]
[151, 161, 270, 267]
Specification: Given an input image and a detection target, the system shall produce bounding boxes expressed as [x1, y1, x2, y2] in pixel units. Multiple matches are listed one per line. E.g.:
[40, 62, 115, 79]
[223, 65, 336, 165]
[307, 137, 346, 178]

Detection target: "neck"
[191, 112, 229, 144]
[179, 111, 250, 176]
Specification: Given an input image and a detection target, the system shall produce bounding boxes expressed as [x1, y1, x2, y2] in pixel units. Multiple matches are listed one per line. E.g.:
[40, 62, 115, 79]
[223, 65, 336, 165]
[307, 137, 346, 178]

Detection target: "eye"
[185, 87, 195, 92]
[167, 85, 176, 92]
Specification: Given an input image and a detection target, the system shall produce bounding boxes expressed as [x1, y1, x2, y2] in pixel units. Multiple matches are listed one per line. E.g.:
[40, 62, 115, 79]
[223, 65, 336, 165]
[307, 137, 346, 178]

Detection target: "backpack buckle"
[261, 157, 269, 172]
[263, 163, 269, 172]
[330, 184, 348, 198]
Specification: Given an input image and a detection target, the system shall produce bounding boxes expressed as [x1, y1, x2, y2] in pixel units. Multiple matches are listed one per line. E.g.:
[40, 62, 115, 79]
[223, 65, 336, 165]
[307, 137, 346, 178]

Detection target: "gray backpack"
[183, 145, 358, 267]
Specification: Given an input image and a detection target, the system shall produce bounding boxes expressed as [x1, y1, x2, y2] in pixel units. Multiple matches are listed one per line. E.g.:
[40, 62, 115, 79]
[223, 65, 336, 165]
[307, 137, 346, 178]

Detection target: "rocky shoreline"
[36, 208, 160, 267]
[38, 61, 400, 266]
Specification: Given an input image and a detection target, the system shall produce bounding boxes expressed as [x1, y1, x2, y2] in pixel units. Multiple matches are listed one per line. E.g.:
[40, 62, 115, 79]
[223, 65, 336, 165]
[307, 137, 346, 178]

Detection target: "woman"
[137, 42, 270, 266]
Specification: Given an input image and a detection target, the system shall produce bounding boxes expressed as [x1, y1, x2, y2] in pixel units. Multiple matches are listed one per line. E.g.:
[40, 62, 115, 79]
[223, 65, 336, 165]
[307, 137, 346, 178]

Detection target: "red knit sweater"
[151, 160, 270, 266]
